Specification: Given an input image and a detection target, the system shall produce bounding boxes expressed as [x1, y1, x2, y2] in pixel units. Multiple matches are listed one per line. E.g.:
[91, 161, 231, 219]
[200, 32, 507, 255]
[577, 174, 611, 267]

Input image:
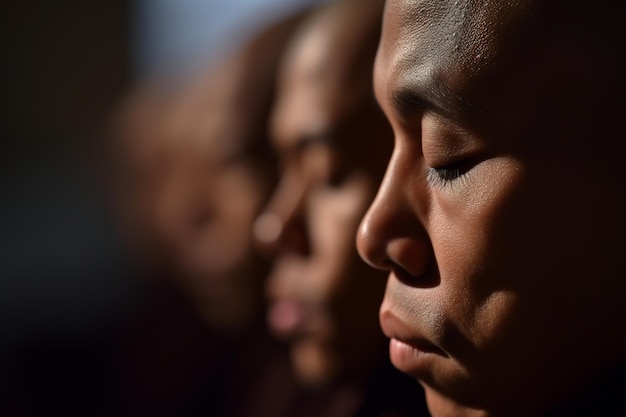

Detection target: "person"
[253, 0, 429, 416]
[101, 11, 307, 416]
[356, 1, 626, 416]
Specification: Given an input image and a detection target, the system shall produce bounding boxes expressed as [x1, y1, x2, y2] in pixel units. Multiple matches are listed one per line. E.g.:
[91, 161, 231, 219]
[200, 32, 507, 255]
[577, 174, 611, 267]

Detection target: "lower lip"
[267, 299, 304, 337]
[388, 338, 433, 375]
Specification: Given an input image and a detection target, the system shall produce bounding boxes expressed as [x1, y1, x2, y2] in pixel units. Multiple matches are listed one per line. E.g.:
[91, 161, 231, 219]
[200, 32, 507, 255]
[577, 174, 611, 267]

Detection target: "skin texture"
[255, 0, 392, 388]
[357, 1, 626, 416]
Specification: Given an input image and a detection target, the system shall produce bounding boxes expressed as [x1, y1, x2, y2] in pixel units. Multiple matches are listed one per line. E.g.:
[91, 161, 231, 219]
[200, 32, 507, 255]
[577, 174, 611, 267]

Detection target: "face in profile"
[357, 0, 626, 416]
[255, 1, 391, 387]
[151, 109, 273, 327]
[112, 68, 276, 330]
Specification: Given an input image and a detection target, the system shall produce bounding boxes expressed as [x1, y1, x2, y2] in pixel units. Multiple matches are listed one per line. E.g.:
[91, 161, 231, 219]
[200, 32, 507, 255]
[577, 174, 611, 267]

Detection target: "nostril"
[387, 257, 439, 288]
[388, 262, 424, 287]
[358, 235, 437, 287]
[387, 237, 430, 278]
[380, 258, 394, 270]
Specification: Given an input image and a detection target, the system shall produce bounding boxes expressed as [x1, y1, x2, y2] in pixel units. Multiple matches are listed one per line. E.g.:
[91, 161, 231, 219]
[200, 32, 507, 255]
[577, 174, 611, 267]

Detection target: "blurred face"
[357, 1, 626, 416]
[151, 129, 271, 318]
[117, 83, 274, 329]
[255, 14, 392, 387]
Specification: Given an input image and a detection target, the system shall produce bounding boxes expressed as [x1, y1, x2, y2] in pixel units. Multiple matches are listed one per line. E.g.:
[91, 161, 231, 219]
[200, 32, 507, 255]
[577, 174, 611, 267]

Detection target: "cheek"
[306, 177, 377, 299]
[219, 169, 267, 229]
[305, 181, 386, 355]
[152, 166, 196, 245]
[204, 170, 268, 263]
[428, 157, 527, 347]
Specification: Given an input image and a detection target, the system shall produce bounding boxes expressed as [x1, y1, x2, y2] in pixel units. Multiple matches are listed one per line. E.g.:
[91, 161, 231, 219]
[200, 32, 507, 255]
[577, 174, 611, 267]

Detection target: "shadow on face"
[253, 0, 394, 388]
[106, 16, 305, 332]
[357, 0, 626, 416]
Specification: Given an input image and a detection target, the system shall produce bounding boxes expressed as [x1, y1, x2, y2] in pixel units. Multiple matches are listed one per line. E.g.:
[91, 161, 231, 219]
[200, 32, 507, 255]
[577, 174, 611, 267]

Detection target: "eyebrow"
[391, 89, 434, 116]
[390, 84, 477, 122]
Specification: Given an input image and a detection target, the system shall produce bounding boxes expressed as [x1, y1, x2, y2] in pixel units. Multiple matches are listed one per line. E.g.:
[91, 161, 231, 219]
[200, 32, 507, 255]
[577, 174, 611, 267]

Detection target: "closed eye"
[426, 161, 474, 188]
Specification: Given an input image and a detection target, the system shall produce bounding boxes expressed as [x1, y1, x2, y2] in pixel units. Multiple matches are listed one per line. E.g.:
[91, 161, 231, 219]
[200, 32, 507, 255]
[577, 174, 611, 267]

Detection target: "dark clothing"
[1, 280, 430, 417]
[545, 365, 626, 417]
[1, 280, 282, 417]
[232, 353, 430, 417]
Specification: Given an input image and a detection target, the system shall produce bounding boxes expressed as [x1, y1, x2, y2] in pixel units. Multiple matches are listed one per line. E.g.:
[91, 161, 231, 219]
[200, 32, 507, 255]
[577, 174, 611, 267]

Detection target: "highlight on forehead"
[374, 0, 554, 129]
[379, 0, 544, 86]
[384, 0, 540, 55]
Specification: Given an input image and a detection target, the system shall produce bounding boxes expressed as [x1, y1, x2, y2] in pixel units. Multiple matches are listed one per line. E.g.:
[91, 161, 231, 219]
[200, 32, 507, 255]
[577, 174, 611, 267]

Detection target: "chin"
[424, 387, 489, 417]
[291, 338, 338, 389]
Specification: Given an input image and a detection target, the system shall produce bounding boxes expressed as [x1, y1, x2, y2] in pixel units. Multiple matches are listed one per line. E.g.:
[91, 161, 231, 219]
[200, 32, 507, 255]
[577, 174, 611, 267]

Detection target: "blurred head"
[254, 0, 391, 388]
[357, 1, 626, 416]
[108, 22, 294, 330]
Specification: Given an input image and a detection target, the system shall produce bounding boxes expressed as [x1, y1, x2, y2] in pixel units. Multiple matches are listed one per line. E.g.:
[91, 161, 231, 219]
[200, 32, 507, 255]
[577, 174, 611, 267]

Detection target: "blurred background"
[0, 0, 133, 363]
[0, 0, 324, 410]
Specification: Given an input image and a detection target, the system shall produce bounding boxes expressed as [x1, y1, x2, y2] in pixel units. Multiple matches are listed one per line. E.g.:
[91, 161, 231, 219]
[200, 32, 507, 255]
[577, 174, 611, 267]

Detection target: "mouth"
[380, 309, 446, 377]
[267, 298, 307, 338]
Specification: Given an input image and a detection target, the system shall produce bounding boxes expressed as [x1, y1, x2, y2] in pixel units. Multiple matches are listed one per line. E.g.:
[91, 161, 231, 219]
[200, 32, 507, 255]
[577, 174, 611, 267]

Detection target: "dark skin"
[255, 0, 393, 389]
[108, 13, 302, 331]
[357, 1, 626, 416]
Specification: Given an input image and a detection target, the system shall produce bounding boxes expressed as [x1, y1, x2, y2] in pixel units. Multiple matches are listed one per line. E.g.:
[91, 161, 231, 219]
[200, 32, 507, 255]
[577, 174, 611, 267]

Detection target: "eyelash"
[425, 164, 470, 188]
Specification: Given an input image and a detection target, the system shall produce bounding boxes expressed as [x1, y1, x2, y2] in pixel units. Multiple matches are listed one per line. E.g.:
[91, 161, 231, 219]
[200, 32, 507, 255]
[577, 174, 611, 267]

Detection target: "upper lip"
[380, 308, 447, 356]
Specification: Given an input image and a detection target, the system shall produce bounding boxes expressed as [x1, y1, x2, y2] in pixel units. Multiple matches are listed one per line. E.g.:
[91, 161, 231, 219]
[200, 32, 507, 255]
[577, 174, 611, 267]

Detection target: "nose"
[356, 151, 432, 281]
[254, 170, 311, 257]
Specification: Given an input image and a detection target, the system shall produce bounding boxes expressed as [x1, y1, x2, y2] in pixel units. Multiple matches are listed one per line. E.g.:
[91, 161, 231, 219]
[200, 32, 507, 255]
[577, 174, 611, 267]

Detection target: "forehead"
[272, 2, 382, 153]
[270, 27, 338, 152]
[376, 0, 540, 113]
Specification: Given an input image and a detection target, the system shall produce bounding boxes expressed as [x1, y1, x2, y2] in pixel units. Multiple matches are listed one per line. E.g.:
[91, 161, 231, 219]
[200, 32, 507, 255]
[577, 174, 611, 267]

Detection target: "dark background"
[0, 0, 140, 380]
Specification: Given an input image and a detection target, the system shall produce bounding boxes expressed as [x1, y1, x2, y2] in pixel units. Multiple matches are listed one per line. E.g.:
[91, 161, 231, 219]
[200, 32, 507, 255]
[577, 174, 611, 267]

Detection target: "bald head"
[358, 0, 626, 416]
